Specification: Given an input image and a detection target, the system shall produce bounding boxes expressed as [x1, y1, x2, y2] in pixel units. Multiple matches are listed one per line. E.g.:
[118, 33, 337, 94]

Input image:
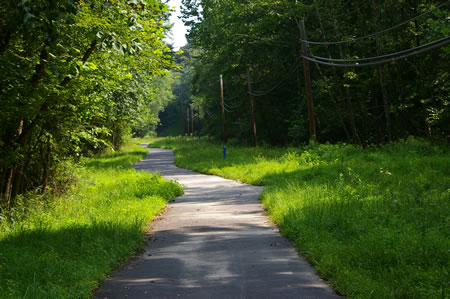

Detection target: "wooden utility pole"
[246, 68, 258, 147]
[207, 114, 211, 141]
[299, 20, 317, 142]
[220, 74, 227, 143]
[186, 107, 190, 136]
[197, 108, 200, 138]
[184, 107, 187, 135]
[191, 105, 194, 137]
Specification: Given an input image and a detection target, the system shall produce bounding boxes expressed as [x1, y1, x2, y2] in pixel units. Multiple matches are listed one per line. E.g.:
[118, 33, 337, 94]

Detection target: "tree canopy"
[0, 0, 176, 205]
[161, 0, 449, 145]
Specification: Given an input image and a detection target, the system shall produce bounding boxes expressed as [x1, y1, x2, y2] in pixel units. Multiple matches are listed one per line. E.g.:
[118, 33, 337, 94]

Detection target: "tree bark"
[186, 107, 190, 135]
[61, 39, 97, 86]
[31, 47, 50, 87]
[332, 18, 362, 145]
[0, 27, 12, 54]
[191, 105, 194, 137]
[370, 0, 392, 141]
[207, 115, 211, 141]
[377, 65, 392, 141]
[184, 107, 187, 135]
[314, 6, 351, 141]
[42, 137, 52, 194]
[197, 108, 200, 138]
[4, 168, 14, 207]
[246, 68, 258, 147]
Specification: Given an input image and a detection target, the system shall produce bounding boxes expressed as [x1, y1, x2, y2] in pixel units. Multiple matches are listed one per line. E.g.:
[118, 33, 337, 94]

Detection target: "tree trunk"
[42, 137, 52, 194]
[184, 107, 187, 135]
[10, 125, 32, 200]
[0, 27, 12, 54]
[4, 168, 14, 207]
[377, 65, 392, 141]
[207, 116, 211, 141]
[246, 68, 258, 147]
[186, 107, 190, 136]
[191, 105, 194, 137]
[371, 0, 392, 142]
[31, 47, 50, 87]
[332, 18, 362, 145]
[61, 39, 97, 87]
[314, 6, 351, 141]
[197, 108, 200, 138]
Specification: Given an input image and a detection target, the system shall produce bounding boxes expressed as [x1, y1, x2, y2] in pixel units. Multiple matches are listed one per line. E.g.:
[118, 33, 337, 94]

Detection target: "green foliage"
[157, 45, 198, 137]
[0, 0, 178, 205]
[132, 72, 177, 138]
[173, 0, 449, 145]
[0, 144, 183, 298]
[150, 136, 449, 298]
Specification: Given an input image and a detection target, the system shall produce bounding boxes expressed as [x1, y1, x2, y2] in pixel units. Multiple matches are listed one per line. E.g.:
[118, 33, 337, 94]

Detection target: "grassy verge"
[0, 142, 183, 298]
[150, 136, 449, 298]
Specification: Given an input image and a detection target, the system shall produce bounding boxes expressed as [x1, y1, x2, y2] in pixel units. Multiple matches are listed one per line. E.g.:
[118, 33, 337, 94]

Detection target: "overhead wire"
[236, 33, 292, 47]
[222, 87, 247, 111]
[249, 63, 301, 96]
[205, 110, 214, 118]
[310, 36, 450, 62]
[224, 101, 243, 110]
[302, 37, 450, 67]
[223, 106, 234, 113]
[299, 0, 449, 45]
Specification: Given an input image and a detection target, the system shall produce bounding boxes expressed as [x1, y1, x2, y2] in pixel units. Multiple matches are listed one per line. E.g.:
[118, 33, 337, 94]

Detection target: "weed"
[150, 136, 449, 298]
[0, 143, 183, 298]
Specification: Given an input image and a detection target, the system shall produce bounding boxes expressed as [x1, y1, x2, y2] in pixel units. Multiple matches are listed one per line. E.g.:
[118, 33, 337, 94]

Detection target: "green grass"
[150, 136, 449, 298]
[0, 142, 183, 298]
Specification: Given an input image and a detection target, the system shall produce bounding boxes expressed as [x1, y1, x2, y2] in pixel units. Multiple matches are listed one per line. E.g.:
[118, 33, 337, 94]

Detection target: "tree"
[175, 0, 448, 144]
[0, 0, 176, 206]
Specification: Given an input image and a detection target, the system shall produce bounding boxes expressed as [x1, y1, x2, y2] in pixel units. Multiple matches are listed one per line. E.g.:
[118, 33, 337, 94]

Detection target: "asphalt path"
[95, 146, 341, 299]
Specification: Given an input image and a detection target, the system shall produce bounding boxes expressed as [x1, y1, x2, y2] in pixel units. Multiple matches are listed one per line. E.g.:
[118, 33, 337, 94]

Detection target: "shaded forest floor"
[150, 136, 449, 298]
[0, 142, 183, 298]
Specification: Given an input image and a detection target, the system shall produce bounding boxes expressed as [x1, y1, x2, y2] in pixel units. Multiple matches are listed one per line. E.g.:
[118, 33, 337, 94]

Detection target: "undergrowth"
[150, 136, 449, 298]
[0, 142, 183, 298]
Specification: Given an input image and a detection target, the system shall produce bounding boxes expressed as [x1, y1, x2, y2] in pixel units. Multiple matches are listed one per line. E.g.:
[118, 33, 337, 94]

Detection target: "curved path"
[95, 147, 340, 299]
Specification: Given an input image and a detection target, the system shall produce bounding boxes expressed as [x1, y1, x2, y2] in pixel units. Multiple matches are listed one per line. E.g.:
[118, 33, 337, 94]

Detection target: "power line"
[223, 90, 246, 103]
[236, 33, 292, 47]
[224, 100, 243, 110]
[310, 36, 449, 62]
[223, 106, 234, 113]
[205, 110, 214, 118]
[302, 37, 449, 67]
[299, 1, 449, 45]
[249, 63, 301, 96]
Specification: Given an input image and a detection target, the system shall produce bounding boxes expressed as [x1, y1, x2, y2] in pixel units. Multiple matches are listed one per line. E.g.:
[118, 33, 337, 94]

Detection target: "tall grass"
[150, 136, 449, 298]
[0, 143, 183, 298]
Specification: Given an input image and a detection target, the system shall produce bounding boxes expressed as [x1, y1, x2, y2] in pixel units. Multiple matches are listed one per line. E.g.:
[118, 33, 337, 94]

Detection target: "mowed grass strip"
[0, 143, 183, 298]
[150, 136, 449, 298]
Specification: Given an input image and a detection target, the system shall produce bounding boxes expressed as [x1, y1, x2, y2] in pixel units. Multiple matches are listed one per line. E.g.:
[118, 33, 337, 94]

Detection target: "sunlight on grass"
[150, 136, 449, 298]
[0, 143, 183, 298]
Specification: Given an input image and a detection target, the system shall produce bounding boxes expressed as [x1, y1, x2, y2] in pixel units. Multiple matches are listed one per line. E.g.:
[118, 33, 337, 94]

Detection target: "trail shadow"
[95, 222, 340, 299]
[92, 147, 341, 298]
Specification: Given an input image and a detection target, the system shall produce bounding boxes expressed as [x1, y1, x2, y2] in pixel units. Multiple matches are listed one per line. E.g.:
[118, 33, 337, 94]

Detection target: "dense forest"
[159, 0, 449, 146]
[0, 0, 177, 207]
[1, 1, 449, 206]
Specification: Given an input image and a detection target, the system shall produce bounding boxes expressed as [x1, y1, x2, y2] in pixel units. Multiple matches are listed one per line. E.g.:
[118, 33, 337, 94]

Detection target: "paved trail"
[95, 147, 340, 299]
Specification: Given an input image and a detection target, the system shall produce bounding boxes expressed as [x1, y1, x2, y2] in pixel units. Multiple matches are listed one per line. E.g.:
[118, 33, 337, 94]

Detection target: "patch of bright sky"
[165, 0, 188, 50]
